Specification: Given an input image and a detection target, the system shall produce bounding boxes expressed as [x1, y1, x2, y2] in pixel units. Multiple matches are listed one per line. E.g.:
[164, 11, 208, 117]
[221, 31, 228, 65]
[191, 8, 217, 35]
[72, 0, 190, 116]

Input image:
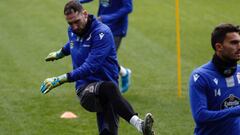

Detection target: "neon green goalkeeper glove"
[40, 74, 68, 94]
[45, 49, 65, 61]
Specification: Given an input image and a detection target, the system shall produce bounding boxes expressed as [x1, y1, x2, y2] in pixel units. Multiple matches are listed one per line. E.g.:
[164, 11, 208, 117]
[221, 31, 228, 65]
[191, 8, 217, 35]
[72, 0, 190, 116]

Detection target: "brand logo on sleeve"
[99, 33, 104, 40]
[193, 74, 199, 82]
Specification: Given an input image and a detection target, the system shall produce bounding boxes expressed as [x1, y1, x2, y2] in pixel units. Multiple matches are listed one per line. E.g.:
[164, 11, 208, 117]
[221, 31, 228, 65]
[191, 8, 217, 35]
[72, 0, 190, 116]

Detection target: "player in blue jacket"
[40, 1, 154, 135]
[79, 0, 133, 93]
[189, 23, 240, 135]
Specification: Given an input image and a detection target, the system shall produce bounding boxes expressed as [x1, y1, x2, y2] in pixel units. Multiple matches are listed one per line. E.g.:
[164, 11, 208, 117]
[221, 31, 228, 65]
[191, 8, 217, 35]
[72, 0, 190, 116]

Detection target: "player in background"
[40, 1, 154, 135]
[79, 0, 133, 93]
[189, 23, 240, 135]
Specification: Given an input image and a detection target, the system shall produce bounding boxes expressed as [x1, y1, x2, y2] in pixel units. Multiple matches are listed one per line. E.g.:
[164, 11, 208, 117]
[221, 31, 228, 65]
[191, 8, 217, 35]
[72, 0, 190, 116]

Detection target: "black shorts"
[77, 82, 119, 135]
[77, 82, 103, 112]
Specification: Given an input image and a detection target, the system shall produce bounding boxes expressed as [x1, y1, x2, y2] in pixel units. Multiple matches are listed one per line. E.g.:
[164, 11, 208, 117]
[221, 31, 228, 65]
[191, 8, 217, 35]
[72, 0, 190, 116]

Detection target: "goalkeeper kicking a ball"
[40, 1, 154, 135]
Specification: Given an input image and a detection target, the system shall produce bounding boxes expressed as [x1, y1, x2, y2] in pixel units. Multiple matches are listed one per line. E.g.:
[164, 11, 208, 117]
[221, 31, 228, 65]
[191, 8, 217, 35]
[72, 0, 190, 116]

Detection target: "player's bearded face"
[220, 32, 240, 61]
[66, 11, 87, 35]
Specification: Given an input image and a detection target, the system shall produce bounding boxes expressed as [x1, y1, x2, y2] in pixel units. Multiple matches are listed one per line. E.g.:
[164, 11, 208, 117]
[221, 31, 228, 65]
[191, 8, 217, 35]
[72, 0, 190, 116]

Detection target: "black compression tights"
[98, 81, 135, 122]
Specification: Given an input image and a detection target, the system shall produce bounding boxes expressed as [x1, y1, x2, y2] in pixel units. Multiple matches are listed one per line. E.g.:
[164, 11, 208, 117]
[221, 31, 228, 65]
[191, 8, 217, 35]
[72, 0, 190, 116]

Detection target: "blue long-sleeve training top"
[79, 0, 133, 37]
[62, 15, 119, 91]
[189, 61, 240, 135]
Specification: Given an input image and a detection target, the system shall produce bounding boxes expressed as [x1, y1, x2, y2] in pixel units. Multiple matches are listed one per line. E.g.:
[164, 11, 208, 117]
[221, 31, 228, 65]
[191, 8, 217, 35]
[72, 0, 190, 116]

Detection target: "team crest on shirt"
[100, 0, 110, 7]
[221, 94, 240, 109]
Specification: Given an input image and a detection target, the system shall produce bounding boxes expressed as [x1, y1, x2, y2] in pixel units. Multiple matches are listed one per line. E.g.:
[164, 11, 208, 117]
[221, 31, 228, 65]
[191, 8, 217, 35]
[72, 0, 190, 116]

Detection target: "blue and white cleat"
[142, 113, 154, 135]
[121, 68, 131, 93]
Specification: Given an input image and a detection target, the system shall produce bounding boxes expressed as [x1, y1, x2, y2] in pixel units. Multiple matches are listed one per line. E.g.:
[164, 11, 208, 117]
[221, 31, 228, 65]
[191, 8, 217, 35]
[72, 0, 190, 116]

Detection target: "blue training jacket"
[62, 15, 119, 91]
[189, 61, 240, 135]
[80, 0, 133, 37]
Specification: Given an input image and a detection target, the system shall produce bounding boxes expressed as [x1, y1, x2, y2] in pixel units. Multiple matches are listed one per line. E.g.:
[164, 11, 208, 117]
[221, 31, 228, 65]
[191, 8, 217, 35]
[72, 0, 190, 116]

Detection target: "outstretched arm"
[45, 40, 71, 62]
[45, 48, 65, 61]
[40, 74, 68, 94]
[189, 73, 240, 124]
[100, 0, 133, 24]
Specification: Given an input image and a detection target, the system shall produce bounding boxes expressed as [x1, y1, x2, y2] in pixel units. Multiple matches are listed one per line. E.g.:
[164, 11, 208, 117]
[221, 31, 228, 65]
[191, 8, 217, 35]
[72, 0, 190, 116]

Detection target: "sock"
[130, 115, 143, 133]
[120, 66, 127, 76]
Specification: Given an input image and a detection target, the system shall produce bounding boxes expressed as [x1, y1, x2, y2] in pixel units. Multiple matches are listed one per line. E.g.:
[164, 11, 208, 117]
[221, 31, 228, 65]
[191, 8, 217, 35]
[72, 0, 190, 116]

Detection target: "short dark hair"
[211, 23, 240, 50]
[64, 0, 83, 15]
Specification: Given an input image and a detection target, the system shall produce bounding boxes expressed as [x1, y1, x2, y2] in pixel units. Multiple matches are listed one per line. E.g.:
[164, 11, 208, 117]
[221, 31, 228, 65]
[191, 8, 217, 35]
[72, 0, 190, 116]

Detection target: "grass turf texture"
[0, 0, 239, 134]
